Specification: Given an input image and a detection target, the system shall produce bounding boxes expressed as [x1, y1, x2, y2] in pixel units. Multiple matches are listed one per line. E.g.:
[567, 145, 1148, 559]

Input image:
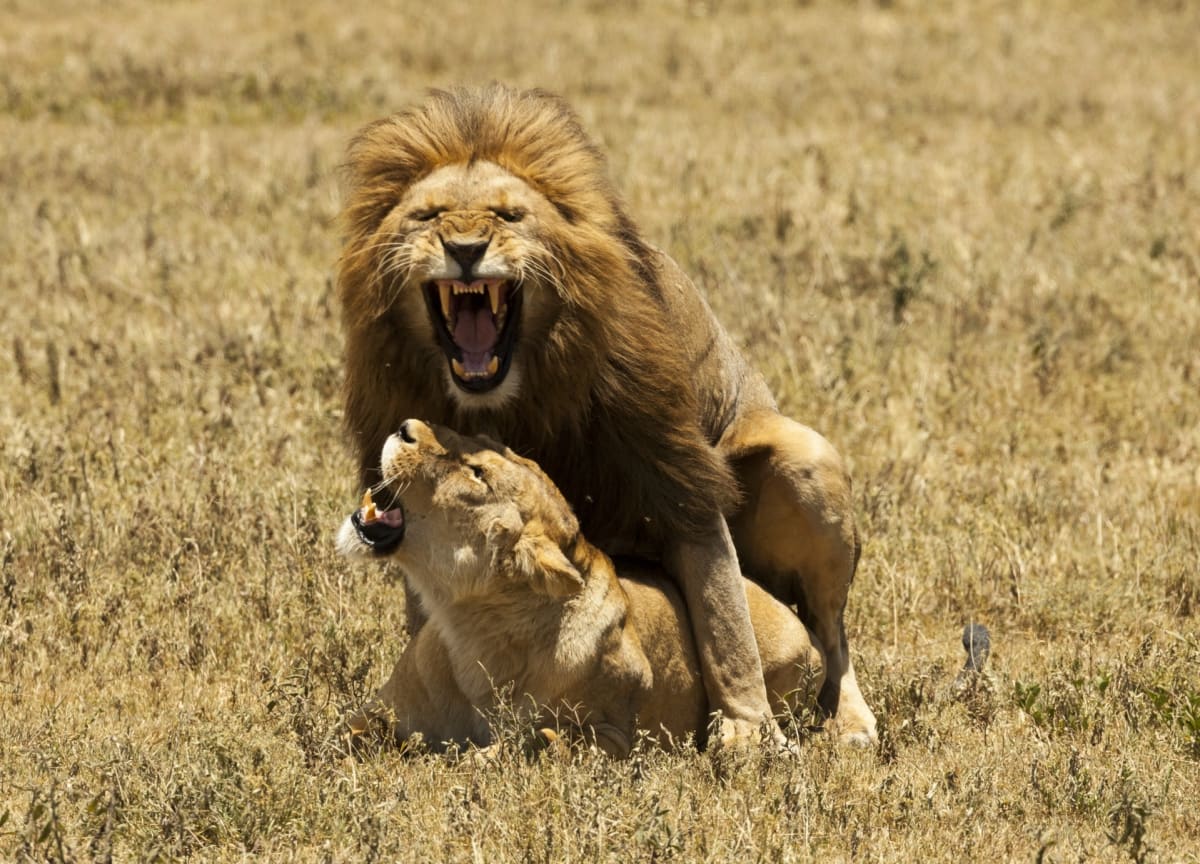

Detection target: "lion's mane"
[337, 85, 736, 543]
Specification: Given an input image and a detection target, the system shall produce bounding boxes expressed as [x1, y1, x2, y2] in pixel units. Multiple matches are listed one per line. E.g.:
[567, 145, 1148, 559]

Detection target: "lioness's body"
[339, 421, 823, 757]
[338, 85, 875, 744]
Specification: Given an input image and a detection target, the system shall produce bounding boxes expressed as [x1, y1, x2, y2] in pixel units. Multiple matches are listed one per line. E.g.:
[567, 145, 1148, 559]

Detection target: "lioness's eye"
[494, 209, 523, 223]
[469, 464, 486, 482]
[410, 208, 444, 222]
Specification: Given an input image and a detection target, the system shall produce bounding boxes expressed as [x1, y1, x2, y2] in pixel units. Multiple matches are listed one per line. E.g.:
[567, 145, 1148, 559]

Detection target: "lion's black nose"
[443, 240, 489, 277]
[398, 420, 417, 444]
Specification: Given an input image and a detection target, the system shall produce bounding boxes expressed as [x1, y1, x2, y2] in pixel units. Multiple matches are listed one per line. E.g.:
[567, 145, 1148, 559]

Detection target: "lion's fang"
[439, 283, 453, 320]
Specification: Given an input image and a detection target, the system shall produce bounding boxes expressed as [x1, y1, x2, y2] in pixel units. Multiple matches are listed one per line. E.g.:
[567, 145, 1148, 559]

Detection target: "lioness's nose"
[398, 419, 422, 445]
[442, 240, 489, 277]
[397, 418, 437, 448]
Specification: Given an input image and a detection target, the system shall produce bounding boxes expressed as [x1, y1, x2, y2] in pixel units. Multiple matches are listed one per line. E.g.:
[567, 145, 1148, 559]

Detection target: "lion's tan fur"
[337, 421, 824, 757]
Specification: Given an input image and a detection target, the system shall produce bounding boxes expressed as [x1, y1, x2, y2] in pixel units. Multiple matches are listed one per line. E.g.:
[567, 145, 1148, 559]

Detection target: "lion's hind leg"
[721, 411, 878, 746]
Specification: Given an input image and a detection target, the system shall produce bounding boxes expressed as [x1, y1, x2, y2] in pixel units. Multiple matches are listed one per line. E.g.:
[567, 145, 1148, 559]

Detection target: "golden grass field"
[2, 0, 1198, 860]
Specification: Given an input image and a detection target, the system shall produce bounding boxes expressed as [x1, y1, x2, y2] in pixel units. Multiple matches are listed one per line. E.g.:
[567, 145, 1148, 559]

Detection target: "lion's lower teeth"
[451, 356, 501, 379]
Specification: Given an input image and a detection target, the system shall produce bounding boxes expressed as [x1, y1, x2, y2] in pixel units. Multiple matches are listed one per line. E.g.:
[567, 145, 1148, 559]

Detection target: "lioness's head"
[337, 420, 585, 605]
[338, 84, 656, 413]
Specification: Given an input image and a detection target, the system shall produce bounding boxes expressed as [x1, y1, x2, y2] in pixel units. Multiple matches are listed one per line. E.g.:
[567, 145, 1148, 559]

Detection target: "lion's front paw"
[834, 728, 876, 748]
[710, 714, 793, 753]
[826, 709, 879, 748]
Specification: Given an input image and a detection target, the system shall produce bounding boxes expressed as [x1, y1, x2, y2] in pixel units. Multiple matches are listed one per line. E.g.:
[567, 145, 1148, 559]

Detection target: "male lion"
[336, 420, 825, 756]
[337, 84, 876, 745]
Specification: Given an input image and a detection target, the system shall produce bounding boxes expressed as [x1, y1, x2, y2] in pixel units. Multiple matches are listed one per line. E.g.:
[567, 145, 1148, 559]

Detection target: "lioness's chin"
[336, 518, 373, 559]
[335, 506, 406, 559]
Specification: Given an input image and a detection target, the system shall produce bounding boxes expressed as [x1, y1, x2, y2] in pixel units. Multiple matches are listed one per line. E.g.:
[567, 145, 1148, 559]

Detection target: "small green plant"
[1014, 680, 1046, 727]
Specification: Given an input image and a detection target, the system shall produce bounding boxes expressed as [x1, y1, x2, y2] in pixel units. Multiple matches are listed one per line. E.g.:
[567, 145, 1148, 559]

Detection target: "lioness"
[338, 84, 876, 744]
[337, 420, 824, 757]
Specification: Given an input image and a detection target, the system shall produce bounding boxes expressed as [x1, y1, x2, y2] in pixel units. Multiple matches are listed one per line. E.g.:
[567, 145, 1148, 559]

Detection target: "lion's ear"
[513, 525, 584, 598]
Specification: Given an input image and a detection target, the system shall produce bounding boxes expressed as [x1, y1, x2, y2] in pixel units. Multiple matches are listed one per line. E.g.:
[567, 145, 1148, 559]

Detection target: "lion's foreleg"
[664, 515, 778, 747]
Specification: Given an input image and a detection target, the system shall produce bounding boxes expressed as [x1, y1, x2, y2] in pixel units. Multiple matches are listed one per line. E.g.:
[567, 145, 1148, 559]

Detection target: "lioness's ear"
[513, 526, 584, 598]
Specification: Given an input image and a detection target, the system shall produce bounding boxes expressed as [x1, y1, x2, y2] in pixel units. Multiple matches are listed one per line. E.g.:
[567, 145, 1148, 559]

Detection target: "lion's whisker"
[346, 237, 408, 259]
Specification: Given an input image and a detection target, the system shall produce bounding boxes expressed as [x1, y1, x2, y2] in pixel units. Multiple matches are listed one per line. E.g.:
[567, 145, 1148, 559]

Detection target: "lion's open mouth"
[423, 279, 522, 392]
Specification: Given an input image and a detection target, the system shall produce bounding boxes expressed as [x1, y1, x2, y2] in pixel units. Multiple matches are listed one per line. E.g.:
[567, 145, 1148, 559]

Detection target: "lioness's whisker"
[380, 481, 409, 512]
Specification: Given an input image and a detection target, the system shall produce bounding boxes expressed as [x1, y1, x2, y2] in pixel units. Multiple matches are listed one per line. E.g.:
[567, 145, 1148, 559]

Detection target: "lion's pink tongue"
[453, 307, 498, 373]
[453, 306, 497, 352]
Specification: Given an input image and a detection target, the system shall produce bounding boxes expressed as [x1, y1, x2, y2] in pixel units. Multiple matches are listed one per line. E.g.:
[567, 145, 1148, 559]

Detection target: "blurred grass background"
[1, 0, 1197, 860]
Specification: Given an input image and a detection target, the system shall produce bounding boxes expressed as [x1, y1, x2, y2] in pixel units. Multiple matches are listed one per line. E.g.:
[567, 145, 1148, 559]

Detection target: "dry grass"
[2, 0, 1198, 860]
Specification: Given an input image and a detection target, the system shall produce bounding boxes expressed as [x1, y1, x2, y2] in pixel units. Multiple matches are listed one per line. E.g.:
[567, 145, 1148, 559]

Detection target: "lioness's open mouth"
[423, 279, 522, 392]
[351, 490, 406, 554]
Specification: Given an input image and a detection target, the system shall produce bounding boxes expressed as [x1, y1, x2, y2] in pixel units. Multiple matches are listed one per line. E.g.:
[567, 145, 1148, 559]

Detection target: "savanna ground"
[1, 0, 1198, 860]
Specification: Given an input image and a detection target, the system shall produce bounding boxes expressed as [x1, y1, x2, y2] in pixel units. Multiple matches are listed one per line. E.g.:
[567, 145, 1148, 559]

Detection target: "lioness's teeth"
[486, 355, 499, 375]
[487, 282, 501, 315]
[438, 283, 452, 320]
[451, 358, 466, 377]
